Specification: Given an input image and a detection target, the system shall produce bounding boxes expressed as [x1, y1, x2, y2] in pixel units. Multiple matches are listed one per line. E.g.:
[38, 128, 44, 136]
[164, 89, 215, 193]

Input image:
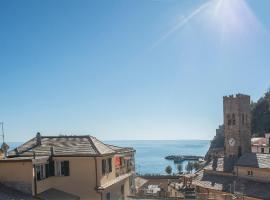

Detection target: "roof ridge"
[88, 136, 101, 155]
[42, 135, 91, 138]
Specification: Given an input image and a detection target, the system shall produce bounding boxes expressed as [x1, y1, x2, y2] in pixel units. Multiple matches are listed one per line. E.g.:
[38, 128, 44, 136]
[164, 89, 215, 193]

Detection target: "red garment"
[115, 156, 121, 167]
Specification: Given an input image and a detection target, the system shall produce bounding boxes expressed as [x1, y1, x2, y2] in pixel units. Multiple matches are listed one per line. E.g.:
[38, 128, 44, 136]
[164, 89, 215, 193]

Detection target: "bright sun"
[154, 0, 262, 47]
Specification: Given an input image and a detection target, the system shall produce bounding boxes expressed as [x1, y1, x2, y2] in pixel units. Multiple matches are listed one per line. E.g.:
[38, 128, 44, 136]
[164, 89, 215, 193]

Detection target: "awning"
[97, 173, 132, 190]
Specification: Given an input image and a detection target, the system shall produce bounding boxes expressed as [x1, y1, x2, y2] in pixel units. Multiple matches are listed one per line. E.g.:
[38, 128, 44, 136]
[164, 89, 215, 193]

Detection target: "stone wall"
[223, 94, 251, 171]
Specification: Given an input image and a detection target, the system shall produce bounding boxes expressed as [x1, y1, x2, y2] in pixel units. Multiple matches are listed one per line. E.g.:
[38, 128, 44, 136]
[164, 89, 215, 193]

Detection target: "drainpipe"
[94, 157, 102, 200]
[33, 151, 37, 196]
[33, 164, 37, 196]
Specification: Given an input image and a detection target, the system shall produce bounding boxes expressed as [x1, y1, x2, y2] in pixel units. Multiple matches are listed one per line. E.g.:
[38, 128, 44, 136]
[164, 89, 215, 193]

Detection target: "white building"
[251, 133, 270, 154]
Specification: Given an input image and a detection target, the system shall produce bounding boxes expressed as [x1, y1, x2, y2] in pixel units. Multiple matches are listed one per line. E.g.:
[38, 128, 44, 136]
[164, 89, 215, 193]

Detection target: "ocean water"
[8, 140, 210, 174]
[107, 140, 210, 174]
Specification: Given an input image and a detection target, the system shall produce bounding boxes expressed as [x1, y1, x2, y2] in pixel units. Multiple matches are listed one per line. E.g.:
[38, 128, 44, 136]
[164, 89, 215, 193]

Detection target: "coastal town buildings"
[251, 133, 270, 154]
[0, 133, 136, 200]
[191, 94, 270, 200]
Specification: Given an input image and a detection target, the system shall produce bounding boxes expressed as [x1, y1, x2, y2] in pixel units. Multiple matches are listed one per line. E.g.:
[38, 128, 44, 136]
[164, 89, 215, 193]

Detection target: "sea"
[8, 140, 210, 175]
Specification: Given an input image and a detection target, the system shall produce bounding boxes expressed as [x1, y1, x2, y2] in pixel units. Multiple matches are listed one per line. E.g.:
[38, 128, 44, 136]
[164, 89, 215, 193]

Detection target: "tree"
[251, 89, 270, 136]
[177, 164, 183, 174]
[165, 165, 172, 175]
[185, 161, 194, 173]
[193, 161, 201, 171]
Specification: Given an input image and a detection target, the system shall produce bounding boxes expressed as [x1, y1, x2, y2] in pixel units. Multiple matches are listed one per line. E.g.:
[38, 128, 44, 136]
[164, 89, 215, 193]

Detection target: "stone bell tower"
[223, 94, 251, 171]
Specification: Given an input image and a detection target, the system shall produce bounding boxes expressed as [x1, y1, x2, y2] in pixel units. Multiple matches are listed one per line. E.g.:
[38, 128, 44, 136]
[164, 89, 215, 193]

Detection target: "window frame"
[36, 164, 46, 181]
[54, 160, 70, 177]
[106, 192, 111, 200]
[102, 158, 113, 175]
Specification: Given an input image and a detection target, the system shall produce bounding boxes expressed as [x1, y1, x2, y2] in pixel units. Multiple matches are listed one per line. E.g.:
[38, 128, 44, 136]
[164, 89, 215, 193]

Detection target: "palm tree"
[193, 161, 201, 171]
[165, 165, 172, 175]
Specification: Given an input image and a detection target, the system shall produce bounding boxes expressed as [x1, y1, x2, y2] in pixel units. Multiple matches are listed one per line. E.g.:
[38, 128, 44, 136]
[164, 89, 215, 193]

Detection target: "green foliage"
[193, 161, 201, 171]
[251, 89, 270, 136]
[177, 164, 183, 174]
[165, 165, 172, 175]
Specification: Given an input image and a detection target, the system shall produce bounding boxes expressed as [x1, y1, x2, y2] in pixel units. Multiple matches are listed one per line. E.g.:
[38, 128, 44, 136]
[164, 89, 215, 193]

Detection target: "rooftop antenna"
[0, 122, 9, 158]
[0, 122, 4, 144]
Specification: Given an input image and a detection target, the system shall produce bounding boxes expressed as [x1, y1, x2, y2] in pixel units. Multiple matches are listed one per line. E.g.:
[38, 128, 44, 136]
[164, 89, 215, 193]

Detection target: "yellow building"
[235, 153, 270, 183]
[0, 133, 136, 200]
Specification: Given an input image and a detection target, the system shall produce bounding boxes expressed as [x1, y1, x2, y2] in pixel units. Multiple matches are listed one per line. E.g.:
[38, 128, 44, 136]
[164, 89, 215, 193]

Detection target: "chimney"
[1, 143, 9, 159]
[15, 148, 19, 156]
[36, 132, 42, 145]
[50, 146, 54, 157]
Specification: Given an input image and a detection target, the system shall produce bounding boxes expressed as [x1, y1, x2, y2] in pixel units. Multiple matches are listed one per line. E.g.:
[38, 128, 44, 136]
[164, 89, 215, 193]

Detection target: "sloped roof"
[193, 171, 270, 200]
[8, 135, 134, 157]
[236, 153, 270, 169]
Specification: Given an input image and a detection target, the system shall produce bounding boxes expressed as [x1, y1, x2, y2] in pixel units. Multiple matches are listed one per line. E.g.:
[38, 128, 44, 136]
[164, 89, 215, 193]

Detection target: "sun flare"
[154, 0, 263, 47]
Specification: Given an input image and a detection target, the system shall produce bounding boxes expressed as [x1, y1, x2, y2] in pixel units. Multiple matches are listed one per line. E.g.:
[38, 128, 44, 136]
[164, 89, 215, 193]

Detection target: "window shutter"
[36, 166, 41, 180]
[108, 158, 112, 172]
[102, 159, 106, 175]
[45, 164, 50, 178]
[61, 161, 70, 176]
[60, 161, 69, 176]
[49, 160, 55, 176]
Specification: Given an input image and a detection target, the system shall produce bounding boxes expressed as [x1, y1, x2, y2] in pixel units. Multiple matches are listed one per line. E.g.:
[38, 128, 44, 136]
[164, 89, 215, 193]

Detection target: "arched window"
[232, 114, 236, 125]
[227, 114, 231, 126]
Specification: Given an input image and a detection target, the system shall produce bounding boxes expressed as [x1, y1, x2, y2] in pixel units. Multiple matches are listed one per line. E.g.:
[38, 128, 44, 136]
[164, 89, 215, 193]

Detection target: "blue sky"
[1, 0, 270, 141]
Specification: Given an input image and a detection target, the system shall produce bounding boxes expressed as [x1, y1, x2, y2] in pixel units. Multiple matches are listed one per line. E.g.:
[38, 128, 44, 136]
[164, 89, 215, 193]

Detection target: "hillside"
[251, 89, 270, 137]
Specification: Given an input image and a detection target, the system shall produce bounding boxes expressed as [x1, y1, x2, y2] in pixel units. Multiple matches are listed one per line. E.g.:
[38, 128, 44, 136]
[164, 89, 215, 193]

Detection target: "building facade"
[251, 133, 270, 154]
[0, 133, 136, 200]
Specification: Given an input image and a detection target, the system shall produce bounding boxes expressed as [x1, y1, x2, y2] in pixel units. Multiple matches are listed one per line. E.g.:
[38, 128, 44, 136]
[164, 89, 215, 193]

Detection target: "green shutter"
[64, 161, 70, 176]
[108, 158, 112, 172]
[45, 164, 50, 178]
[102, 159, 106, 175]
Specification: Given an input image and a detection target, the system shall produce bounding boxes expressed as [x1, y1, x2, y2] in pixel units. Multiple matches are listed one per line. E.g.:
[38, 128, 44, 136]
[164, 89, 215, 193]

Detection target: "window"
[261, 148, 265, 153]
[248, 170, 253, 176]
[108, 158, 112, 172]
[242, 114, 245, 125]
[106, 192, 110, 200]
[120, 157, 125, 167]
[102, 158, 112, 175]
[232, 114, 235, 125]
[55, 160, 70, 176]
[44, 161, 55, 178]
[227, 114, 231, 126]
[129, 176, 133, 187]
[121, 185, 124, 195]
[36, 164, 46, 181]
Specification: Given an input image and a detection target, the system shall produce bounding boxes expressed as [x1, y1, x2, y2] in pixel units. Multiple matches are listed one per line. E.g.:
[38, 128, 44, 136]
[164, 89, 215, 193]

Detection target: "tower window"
[227, 114, 231, 126]
[242, 114, 245, 125]
[232, 114, 235, 125]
